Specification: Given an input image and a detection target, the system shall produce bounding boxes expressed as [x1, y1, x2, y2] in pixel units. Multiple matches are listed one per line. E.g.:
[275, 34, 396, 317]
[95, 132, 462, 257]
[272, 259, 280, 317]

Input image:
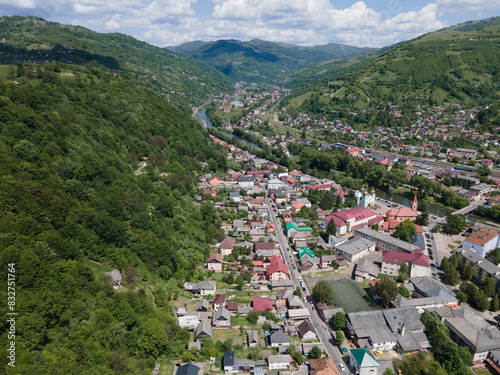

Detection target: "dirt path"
[134, 161, 147, 175]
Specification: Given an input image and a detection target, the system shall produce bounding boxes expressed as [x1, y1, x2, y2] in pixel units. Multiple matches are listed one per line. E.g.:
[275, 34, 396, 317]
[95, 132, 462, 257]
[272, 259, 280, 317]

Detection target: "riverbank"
[197, 109, 264, 151]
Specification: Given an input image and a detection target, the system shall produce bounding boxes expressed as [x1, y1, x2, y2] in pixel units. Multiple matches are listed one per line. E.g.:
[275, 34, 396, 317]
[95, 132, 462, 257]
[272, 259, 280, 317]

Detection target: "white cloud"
[0, 0, 497, 48]
[206, 0, 445, 47]
[436, 0, 500, 11]
[0, 0, 36, 7]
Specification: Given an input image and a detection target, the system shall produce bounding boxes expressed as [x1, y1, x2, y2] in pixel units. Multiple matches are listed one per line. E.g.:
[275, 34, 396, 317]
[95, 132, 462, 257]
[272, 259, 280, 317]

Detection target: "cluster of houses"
[183, 122, 500, 375]
[175, 354, 352, 375]
[179, 281, 336, 356]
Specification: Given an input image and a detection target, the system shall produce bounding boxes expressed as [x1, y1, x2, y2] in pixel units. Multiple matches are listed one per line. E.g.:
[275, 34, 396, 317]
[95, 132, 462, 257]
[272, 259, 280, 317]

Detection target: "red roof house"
[267, 260, 290, 281]
[253, 297, 273, 311]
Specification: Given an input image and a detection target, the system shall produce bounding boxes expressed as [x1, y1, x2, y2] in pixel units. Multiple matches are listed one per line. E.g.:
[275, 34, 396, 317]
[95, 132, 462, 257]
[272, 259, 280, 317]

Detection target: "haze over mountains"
[169, 39, 375, 83]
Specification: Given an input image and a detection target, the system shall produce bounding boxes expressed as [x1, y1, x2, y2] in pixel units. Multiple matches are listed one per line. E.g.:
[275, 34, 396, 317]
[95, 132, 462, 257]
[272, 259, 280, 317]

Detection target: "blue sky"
[1, 0, 499, 48]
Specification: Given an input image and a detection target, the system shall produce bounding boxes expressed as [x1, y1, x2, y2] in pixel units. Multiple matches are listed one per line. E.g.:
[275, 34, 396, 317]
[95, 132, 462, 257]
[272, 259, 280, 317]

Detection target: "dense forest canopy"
[0, 62, 228, 374]
[0, 16, 233, 111]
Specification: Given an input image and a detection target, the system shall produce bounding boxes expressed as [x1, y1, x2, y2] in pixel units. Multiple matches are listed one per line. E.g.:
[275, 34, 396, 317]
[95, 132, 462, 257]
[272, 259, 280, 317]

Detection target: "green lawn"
[473, 367, 494, 375]
[328, 280, 376, 313]
[212, 329, 243, 344]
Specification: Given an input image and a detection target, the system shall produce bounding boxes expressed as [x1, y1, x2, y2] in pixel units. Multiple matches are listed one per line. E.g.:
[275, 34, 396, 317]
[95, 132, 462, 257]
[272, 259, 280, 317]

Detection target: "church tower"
[411, 194, 418, 212]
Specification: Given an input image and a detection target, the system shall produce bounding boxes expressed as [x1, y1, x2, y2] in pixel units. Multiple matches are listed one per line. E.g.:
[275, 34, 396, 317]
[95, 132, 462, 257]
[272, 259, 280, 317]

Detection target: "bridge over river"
[451, 200, 485, 216]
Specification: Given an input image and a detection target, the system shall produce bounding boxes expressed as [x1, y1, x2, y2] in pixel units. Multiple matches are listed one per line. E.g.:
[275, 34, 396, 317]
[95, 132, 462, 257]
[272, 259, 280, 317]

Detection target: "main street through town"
[266, 196, 352, 374]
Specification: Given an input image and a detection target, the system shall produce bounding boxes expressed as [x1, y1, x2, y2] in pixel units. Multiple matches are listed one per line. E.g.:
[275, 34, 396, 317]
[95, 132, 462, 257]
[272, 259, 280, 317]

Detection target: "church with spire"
[355, 187, 376, 207]
[383, 194, 419, 233]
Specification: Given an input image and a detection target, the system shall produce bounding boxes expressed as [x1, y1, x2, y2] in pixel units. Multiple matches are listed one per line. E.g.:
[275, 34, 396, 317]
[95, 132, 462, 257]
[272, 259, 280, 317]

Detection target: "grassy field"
[328, 279, 376, 313]
[473, 367, 494, 375]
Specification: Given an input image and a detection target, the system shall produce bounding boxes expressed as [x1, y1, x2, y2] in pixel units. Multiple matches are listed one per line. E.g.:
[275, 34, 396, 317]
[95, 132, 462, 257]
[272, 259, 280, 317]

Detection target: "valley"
[1, 13, 500, 375]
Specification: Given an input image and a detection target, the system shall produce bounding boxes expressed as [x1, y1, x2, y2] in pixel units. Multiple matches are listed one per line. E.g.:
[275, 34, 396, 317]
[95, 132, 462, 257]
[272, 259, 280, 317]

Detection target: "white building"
[267, 178, 284, 190]
[268, 354, 291, 370]
[335, 237, 376, 262]
[355, 188, 376, 207]
[463, 227, 500, 257]
[349, 348, 380, 375]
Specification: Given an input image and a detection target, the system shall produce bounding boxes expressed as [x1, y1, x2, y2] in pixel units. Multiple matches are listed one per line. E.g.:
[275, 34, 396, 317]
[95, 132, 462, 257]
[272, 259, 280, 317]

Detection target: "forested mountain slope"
[284, 49, 383, 90]
[169, 39, 374, 83]
[0, 62, 227, 374]
[285, 17, 500, 118]
[0, 16, 232, 111]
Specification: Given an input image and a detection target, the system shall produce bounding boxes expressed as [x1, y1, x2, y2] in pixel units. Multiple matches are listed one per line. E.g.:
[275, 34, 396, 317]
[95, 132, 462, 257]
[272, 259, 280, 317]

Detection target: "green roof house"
[349, 347, 379, 375]
[298, 247, 316, 259]
[286, 222, 312, 238]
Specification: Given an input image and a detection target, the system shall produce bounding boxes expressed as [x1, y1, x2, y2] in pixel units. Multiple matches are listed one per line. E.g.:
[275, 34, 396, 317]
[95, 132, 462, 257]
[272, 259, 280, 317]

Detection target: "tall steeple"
[411, 194, 418, 212]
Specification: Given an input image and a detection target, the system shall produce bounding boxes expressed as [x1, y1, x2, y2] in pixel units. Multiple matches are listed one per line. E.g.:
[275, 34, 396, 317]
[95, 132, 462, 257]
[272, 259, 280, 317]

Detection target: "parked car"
[374, 351, 383, 356]
[339, 364, 345, 371]
[306, 295, 311, 301]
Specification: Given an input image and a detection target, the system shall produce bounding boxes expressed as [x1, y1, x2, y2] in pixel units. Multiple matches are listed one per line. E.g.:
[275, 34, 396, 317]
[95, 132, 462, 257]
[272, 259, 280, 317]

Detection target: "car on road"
[374, 351, 383, 356]
[302, 287, 306, 292]
[306, 295, 311, 301]
[338, 363, 345, 371]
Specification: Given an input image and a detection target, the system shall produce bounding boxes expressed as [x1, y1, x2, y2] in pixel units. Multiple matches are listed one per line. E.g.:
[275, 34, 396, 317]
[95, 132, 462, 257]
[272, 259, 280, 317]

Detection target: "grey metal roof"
[270, 280, 295, 289]
[267, 354, 291, 364]
[177, 363, 200, 375]
[335, 237, 374, 256]
[270, 331, 291, 344]
[194, 320, 212, 340]
[382, 307, 424, 333]
[196, 299, 209, 311]
[349, 307, 428, 350]
[409, 277, 442, 297]
[213, 307, 231, 321]
[247, 330, 259, 343]
[445, 314, 500, 353]
[224, 351, 235, 367]
[287, 295, 303, 308]
[354, 227, 418, 252]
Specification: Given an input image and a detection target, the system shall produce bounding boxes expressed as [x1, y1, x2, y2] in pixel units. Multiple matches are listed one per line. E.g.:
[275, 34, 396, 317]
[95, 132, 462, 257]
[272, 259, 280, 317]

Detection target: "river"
[374, 189, 452, 217]
[197, 109, 263, 151]
[375, 189, 500, 227]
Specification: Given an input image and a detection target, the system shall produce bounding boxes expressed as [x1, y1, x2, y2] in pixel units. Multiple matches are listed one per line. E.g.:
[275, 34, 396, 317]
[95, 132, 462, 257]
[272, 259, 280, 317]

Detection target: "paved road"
[266, 196, 351, 374]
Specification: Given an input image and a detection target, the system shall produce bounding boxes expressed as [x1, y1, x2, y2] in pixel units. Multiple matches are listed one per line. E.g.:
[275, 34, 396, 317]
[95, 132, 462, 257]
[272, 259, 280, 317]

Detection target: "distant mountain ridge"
[285, 16, 500, 117]
[0, 16, 232, 110]
[169, 39, 375, 83]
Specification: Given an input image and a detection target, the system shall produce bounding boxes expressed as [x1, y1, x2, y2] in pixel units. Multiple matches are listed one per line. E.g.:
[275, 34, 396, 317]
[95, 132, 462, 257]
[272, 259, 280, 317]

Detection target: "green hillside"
[0, 62, 228, 373]
[169, 39, 374, 83]
[284, 49, 383, 90]
[0, 16, 232, 110]
[286, 18, 500, 117]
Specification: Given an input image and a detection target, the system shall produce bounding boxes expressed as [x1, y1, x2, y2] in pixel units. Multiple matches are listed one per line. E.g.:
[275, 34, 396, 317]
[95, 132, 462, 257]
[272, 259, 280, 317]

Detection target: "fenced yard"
[328, 279, 377, 313]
